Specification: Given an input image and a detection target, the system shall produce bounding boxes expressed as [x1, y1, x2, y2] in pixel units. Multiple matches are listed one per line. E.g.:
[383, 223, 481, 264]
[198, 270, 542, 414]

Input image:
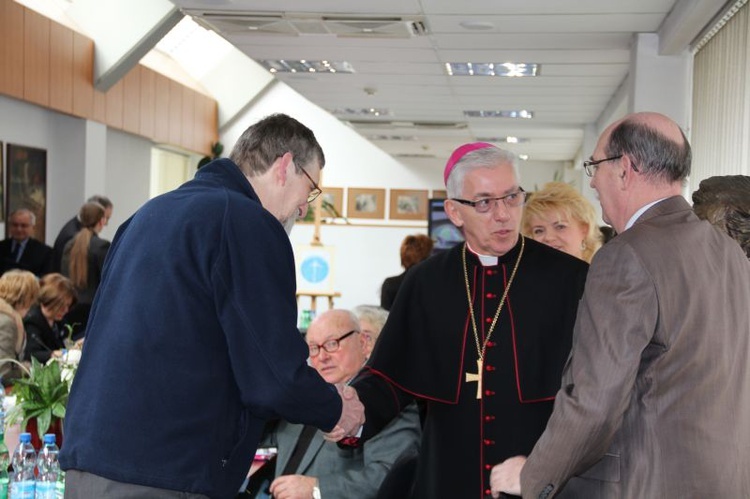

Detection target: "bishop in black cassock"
[354, 237, 587, 498]
[351, 142, 589, 499]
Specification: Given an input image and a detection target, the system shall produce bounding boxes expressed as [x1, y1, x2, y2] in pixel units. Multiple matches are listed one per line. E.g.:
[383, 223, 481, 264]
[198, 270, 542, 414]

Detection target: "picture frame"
[346, 188, 385, 220]
[299, 187, 345, 223]
[294, 244, 336, 294]
[320, 187, 344, 218]
[431, 189, 448, 199]
[5, 144, 47, 241]
[389, 189, 429, 221]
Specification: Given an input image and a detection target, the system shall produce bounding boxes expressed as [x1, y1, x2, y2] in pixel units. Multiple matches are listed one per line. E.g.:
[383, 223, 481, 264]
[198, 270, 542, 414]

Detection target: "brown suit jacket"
[521, 196, 750, 498]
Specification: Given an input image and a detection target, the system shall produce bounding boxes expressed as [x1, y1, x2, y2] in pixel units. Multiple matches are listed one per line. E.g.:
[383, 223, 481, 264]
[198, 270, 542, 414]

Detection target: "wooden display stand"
[296, 291, 341, 313]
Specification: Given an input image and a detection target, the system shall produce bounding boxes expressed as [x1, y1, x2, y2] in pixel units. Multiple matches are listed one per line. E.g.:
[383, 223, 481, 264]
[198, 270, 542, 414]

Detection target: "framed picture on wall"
[346, 188, 385, 219]
[5, 144, 47, 241]
[320, 187, 344, 218]
[389, 189, 428, 221]
[431, 189, 447, 199]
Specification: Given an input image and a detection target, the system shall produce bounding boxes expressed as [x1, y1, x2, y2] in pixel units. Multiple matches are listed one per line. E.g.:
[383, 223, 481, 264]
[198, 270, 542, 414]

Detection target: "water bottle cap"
[43, 434, 56, 444]
[19, 432, 31, 443]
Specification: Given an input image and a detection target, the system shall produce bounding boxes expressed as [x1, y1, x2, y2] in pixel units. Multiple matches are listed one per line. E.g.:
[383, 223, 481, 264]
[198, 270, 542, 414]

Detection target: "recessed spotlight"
[519, 154, 529, 161]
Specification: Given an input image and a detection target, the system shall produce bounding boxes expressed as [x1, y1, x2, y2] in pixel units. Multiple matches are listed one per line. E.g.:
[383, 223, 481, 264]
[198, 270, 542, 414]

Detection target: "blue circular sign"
[301, 256, 329, 283]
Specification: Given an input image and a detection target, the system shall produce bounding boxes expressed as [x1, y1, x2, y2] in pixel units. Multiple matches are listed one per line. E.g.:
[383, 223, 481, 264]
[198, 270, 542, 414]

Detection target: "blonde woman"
[0, 269, 40, 384]
[61, 202, 111, 338]
[522, 182, 602, 262]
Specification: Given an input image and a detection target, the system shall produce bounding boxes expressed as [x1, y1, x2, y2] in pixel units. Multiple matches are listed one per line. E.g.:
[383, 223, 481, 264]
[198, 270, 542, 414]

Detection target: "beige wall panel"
[139, 67, 156, 139]
[168, 79, 182, 146]
[49, 22, 73, 114]
[153, 74, 170, 144]
[0, 0, 25, 99]
[105, 78, 123, 129]
[23, 10, 50, 107]
[71, 33, 94, 118]
[181, 86, 195, 151]
[122, 66, 141, 135]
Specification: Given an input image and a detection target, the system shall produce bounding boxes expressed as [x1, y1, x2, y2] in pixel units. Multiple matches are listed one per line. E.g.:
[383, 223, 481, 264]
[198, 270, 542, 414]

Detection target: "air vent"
[185, 10, 428, 38]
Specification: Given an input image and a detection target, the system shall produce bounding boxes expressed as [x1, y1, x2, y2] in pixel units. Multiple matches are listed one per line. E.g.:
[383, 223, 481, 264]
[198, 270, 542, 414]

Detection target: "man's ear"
[444, 199, 464, 228]
[272, 152, 294, 186]
[619, 154, 635, 187]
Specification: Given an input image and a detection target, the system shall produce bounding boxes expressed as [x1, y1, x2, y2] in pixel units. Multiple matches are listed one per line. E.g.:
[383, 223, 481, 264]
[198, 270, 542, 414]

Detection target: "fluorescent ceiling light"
[332, 108, 391, 117]
[518, 154, 529, 161]
[464, 110, 534, 119]
[477, 136, 530, 143]
[446, 62, 539, 77]
[260, 60, 355, 74]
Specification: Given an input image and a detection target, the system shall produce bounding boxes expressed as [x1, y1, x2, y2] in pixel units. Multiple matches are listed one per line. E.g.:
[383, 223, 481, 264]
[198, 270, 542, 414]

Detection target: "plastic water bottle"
[0, 412, 10, 499]
[34, 435, 58, 499]
[9, 433, 35, 499]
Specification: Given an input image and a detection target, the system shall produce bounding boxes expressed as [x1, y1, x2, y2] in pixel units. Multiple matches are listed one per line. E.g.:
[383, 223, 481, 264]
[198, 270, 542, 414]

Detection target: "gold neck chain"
[462, 236, 525, 362]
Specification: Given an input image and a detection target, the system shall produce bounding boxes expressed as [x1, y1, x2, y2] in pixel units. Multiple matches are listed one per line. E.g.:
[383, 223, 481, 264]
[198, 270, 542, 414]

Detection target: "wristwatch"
[312, 485, 321, 499]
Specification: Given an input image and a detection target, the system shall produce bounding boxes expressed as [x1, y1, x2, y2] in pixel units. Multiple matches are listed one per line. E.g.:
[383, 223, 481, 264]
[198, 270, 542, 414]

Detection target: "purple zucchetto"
[443, 142, 496, 185]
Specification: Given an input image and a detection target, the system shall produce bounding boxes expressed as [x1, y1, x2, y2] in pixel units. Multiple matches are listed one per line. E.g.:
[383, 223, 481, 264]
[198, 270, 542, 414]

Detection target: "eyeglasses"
[583, 155, 622, 177]
[298, 167, 322, 203]
[308, 330, 358, 357]
[451, 188, 527, 214]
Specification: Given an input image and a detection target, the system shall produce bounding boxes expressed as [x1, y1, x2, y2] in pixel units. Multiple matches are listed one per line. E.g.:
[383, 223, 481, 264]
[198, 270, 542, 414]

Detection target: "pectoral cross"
[465, 359, 483, 399]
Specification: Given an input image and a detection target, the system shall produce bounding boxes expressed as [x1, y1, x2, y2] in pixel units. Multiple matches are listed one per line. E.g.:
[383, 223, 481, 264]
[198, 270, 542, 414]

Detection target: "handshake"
[323, 385, 365, 442]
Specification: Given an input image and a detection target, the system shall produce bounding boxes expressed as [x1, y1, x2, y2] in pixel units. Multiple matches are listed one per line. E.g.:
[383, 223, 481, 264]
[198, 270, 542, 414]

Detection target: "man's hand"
[490, 455, 526, 498]
[323, 384, 364, 442]
[269, 474, 317, 499]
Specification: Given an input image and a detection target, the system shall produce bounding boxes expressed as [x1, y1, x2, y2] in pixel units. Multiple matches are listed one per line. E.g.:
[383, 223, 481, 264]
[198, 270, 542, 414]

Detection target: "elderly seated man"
[254, 309, 420, 499]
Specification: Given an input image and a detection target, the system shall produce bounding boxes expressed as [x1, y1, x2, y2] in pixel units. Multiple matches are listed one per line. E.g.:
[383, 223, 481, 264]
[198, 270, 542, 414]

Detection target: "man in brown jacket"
[492, 112, 750, 498]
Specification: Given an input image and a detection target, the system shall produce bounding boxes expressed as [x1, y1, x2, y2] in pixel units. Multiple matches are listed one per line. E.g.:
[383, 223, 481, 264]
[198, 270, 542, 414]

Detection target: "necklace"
[462, 236, 525, 399]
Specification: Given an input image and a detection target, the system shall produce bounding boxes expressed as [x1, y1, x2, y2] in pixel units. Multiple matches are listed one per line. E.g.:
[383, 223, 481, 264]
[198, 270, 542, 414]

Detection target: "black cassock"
[353, 237, 588, 499]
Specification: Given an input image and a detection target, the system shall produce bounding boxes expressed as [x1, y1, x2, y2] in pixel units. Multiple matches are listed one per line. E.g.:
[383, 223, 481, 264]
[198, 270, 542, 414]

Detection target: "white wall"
[0, 94, 154, 244]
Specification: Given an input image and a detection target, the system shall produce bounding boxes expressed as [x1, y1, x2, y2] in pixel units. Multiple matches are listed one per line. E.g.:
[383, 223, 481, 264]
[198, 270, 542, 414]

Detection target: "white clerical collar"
[465, 242, 499, 267]
[624, 197, 668, 231]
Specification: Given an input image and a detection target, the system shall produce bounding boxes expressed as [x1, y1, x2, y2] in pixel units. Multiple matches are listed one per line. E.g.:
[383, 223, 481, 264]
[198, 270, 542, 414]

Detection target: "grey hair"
[446, 147, 521, 198]
[605, 119, 691, 183]
[352, 305, 388, 334]
[229, 113, 325, 177]
[87, 195, 113, 209]
[10, 208, 36, 226]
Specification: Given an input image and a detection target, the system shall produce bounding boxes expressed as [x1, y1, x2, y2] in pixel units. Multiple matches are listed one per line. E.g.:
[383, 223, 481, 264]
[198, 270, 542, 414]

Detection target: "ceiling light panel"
[260, 60, 355, 74]
[446, 62, 539, 77]
[464, 110, 534, 119]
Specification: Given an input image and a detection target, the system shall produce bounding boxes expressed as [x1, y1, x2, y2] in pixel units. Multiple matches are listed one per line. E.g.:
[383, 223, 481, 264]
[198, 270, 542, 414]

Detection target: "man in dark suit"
[491, 112, 750, 498]
[52, 195, 113, 272]
[0, 208, 53, 277]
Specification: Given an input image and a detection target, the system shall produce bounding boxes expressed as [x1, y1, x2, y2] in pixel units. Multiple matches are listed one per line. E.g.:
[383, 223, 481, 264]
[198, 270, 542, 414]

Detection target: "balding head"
[602, 112, 691, 184]
[306, 309, 366, 384]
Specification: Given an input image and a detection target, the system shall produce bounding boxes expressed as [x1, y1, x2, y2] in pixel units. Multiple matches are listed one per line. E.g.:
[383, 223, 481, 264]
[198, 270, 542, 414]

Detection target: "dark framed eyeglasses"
[308, 330, 358, 357]
[583, 155, 622, 177]
[298, 167, 322, 203]
[450, 188, 527, 214]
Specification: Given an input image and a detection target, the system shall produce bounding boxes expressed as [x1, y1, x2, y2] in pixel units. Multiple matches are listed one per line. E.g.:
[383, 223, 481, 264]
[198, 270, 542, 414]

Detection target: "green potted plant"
[6, 355, 77, 446]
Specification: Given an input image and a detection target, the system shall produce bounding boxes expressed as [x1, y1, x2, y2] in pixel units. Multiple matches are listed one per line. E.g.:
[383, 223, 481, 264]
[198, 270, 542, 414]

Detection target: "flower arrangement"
[6, 350, 81, 440]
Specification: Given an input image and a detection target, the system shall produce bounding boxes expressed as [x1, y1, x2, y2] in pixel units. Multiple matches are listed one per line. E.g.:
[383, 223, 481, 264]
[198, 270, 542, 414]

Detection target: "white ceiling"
[168, 0, 722, 167]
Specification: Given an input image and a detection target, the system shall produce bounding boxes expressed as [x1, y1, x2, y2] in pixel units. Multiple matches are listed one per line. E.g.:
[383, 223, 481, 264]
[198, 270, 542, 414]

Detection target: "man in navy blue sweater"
[60, 114, 364, 499]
